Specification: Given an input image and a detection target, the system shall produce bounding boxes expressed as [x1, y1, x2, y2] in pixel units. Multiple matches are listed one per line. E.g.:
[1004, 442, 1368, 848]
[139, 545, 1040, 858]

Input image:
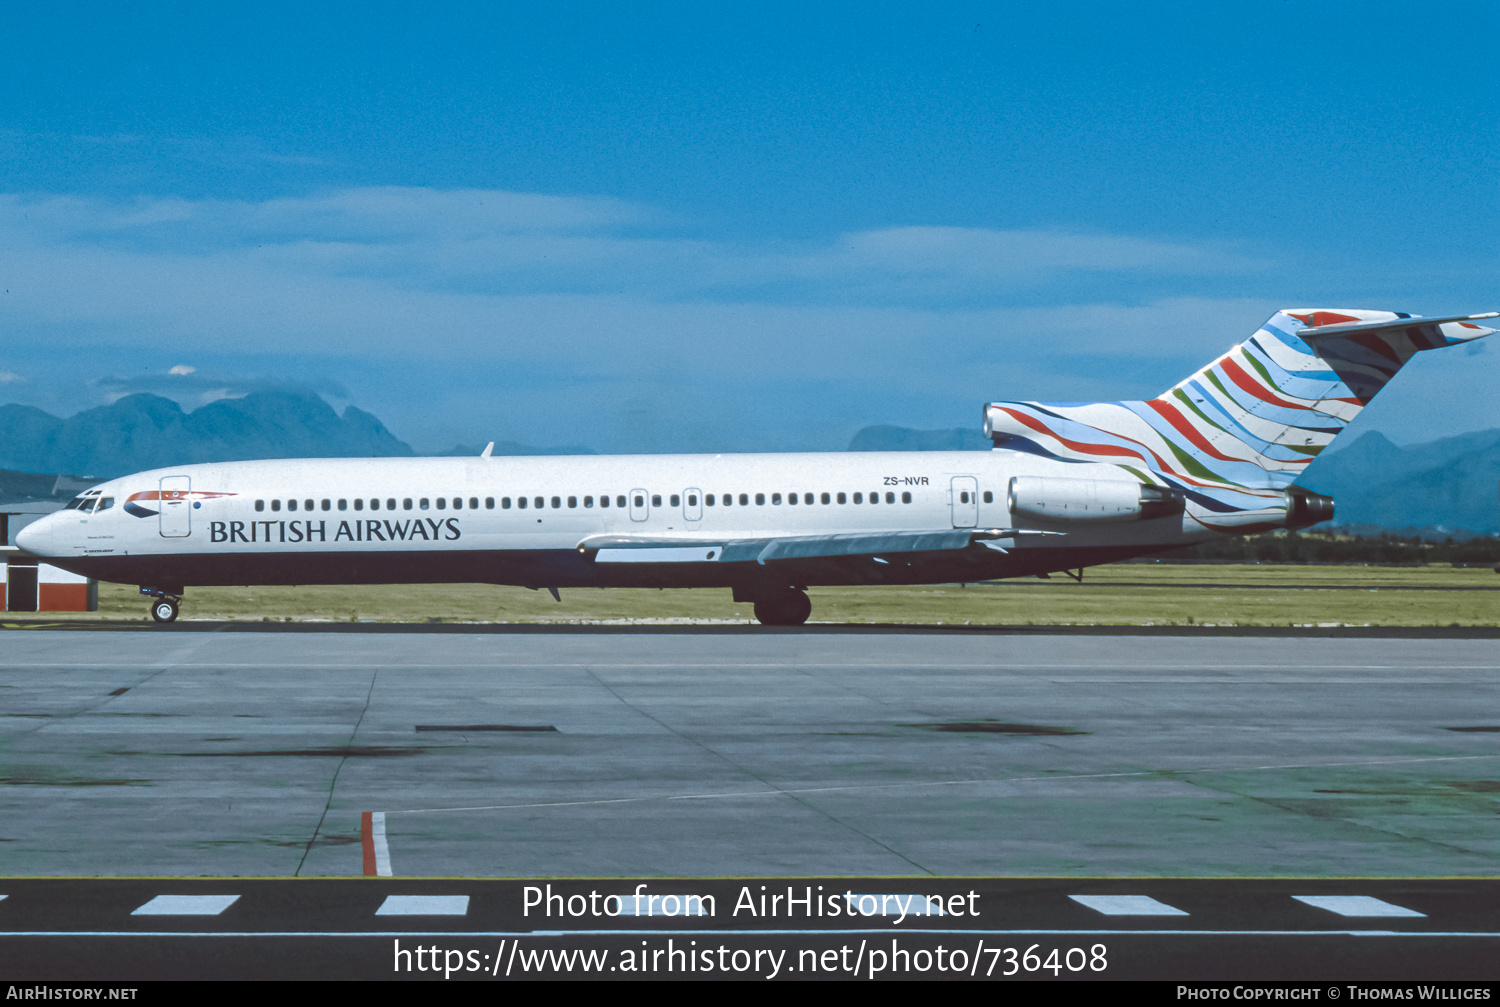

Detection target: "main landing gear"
[751, 587, 812, 627]
[141, 587, 182, 624]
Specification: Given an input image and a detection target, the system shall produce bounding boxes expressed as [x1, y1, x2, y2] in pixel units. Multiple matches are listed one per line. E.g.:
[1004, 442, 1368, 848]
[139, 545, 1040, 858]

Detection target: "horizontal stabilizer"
[1294, 311, 1497, 340]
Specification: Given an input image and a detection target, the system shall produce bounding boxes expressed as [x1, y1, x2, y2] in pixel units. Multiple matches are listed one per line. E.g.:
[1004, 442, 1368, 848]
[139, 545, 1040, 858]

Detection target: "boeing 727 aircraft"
[16, 308, 1496, 624]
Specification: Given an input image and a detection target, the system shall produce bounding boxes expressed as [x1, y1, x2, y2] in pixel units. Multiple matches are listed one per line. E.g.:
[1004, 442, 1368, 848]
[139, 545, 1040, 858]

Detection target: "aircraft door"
[159, 476, 192, 538]
[683, 488, 703, 523]
[950, 476, 978, 528]
[629, 488, 649, 522]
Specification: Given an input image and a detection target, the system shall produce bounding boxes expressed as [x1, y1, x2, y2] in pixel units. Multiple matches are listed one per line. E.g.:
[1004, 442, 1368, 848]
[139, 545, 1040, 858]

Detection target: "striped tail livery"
[984, 309, 1498, 530]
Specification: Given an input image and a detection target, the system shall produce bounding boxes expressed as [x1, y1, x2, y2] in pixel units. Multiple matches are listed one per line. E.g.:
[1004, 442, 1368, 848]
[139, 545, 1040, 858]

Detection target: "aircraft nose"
[14, 515, 55, 556]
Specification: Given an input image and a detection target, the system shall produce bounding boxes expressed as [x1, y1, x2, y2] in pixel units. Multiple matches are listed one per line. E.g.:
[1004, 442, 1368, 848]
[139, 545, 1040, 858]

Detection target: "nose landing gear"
[140, 587, 183, 624]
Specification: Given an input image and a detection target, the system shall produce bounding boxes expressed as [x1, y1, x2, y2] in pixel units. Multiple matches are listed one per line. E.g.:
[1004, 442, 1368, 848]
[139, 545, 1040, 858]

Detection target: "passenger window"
[287, 499, 297, 512]
[568, 496, 577, 508]
[755, 493, 765, 505]
[322, 499, 331, 511]
[786, 493, 795, 505]
[853, 492, 862, 504]
[306, 499, 314, 510]
[338, 499, 348, 511]
[803, 493, 812, 505]
[518, 497, 528, 509]
[355, 499, 365, 511]
[902, 491, 912, 503]
[837, 492, 846, 504]
[959, 491, 969, 504]
[535, 497, 544, 509]
[617, 495, 627, 508]
[420, 499, 429, 510]
[370, 499, 380, 511]
[388, 499, 397, 510]
[886, 492, 895, 504]
[453, 497, 462, 509]
[772, 493, 781, 505]
[723, 494, 733, 507]
[470, 497, 479, 510]
[551, 496, 561, 509]
[706, 494, 715, 506]
[584, 496, 593, 508]
[502, 497, 511, 509]
[255, 500, 265, 512]
[651, 494, 661, 507]
[670, 494, 680, 507]
[599, 495, 609, 508]
[687, 494, 697, 506]
[272, 500, 282, 512]
[403, 498, 412, 510]
[983, 490, 993, 503]
[821, 492, 830, 504]
[634, 495, 644, 508]
[436, 498, 446, 510]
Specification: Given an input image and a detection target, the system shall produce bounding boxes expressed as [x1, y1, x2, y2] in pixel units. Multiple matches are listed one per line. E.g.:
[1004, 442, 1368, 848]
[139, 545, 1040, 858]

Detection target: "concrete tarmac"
[2, 629, 1498, 878]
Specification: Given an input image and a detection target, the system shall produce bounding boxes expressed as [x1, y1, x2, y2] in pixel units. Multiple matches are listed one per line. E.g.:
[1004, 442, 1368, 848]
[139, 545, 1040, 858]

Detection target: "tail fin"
[984, 309, 1496, 506]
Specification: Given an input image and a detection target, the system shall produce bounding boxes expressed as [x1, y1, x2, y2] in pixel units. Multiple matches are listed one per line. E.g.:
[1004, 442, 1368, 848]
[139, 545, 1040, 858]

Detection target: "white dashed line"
[844, 895, 947, 917]
[131, 895, 241, 916]
[1069, 895, 1189, 916]
[1292, 895, 1426, 918]
[375, 895, 470, 916]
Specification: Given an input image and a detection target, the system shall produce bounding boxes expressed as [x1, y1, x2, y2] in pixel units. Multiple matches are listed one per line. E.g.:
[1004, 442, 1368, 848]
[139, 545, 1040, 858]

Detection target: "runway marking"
[1293, 895, 1426, 918]
[361, 812, 392, 877]
[374, 895, 468, 916]
[610, 897, 708, 917]
[131, 895, 240, 916]
[1070, 895, 1189, 916]
[5, 929, 1498, 939]
[383, 752, 1500, 816]
[845, 894, 947, 917]
[6, 661, 1499, 669]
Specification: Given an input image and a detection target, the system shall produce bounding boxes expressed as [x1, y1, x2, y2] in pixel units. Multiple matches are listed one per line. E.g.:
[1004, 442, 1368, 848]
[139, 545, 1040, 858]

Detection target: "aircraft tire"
[151, 598, 179, 624]
[753, 589, 811, 627]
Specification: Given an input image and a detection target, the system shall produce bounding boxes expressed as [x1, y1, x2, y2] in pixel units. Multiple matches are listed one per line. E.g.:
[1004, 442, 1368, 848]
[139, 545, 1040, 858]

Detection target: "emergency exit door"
[950, 476, 978, 528]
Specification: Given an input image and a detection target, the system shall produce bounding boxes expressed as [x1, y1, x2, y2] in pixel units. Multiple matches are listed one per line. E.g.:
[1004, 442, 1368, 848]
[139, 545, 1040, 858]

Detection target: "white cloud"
[0, 370, 22, 384]
[168, 364, 195, 375]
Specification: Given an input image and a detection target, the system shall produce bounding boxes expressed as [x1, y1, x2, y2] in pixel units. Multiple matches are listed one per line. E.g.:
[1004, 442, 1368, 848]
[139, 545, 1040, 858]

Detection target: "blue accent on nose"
[193, 502, 201, 509]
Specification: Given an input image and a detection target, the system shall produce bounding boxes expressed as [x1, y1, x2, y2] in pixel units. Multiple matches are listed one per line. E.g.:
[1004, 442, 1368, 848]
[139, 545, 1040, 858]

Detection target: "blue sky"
[1, 2, 1495, 452]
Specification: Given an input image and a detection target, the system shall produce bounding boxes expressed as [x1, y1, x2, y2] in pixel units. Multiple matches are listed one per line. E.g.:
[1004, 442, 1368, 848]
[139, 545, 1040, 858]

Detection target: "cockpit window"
[96, 497, 114, 512]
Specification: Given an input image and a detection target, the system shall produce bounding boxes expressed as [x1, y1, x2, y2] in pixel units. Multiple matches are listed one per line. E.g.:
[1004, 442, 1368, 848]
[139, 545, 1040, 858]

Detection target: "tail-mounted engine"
[1007, 476, 1186, 524]
[1284, 486, 1335, 528]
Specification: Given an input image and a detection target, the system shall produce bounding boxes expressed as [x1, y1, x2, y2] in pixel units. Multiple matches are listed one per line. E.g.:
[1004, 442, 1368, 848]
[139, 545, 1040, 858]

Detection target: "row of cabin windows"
[255, 497, 490, 513]
[252, 489, 996, 513]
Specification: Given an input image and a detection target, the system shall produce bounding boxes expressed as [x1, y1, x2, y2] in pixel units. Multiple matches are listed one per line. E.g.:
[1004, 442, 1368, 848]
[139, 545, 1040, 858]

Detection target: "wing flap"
[581, 528, 1040, 565]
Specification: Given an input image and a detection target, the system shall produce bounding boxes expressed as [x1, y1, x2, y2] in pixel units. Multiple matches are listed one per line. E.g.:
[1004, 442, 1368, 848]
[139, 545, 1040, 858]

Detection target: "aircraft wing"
[579, 528, 1054, 565]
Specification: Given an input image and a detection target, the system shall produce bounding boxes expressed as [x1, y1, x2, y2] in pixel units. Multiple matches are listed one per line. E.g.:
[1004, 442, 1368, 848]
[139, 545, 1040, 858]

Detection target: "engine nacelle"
[1285, 487, 1335, 528]
[1007, 476, 1186, 524]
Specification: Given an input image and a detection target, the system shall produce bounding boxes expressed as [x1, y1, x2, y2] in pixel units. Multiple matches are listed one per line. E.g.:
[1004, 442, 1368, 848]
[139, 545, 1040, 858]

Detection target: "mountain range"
[0, 393, 1494, 534]
[0, 391, 590, 483]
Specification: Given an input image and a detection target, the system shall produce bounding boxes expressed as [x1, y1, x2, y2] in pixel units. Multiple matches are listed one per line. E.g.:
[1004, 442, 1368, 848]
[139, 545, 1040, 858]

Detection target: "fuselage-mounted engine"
[1007, 476, 1186, 524]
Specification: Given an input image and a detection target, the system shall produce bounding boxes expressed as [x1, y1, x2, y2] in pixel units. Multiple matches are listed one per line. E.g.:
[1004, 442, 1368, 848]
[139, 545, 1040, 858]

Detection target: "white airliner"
[17, 308, 1496, 625]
